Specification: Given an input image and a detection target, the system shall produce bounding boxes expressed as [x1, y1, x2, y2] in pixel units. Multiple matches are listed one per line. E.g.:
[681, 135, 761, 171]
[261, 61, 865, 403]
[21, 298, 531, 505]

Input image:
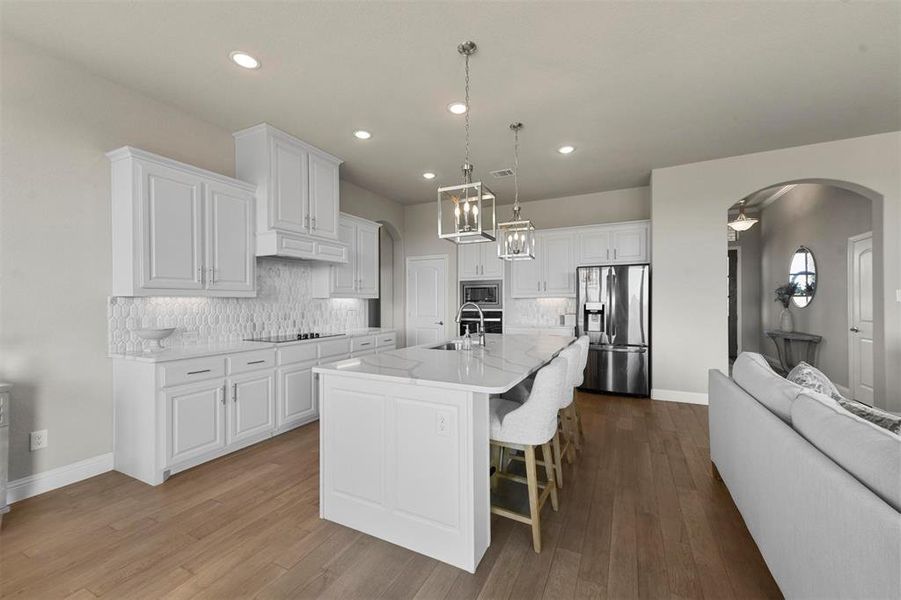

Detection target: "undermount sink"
[430, 340, 483, 351]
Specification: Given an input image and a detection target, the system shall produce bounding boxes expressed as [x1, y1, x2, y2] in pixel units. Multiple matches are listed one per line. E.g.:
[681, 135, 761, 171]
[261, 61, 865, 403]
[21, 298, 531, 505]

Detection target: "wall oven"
[460, 280, 502, 309]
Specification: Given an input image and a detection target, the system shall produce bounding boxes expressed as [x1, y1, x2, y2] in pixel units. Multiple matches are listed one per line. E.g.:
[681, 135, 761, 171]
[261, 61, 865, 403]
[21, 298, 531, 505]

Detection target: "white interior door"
[848, 232, 874, 405]
[406, 256, 448, 346]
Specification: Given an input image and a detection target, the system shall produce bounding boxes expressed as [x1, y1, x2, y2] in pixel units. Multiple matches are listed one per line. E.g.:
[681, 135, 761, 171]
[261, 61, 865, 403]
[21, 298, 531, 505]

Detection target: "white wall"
[0, 37, 407, 481]
[651, 132, 901, 411]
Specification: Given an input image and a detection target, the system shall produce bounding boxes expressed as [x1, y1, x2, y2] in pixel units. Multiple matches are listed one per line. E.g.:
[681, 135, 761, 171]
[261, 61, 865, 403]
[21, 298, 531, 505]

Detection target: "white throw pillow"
[786, 361, 841, 398]
[732, 352, 803, 423]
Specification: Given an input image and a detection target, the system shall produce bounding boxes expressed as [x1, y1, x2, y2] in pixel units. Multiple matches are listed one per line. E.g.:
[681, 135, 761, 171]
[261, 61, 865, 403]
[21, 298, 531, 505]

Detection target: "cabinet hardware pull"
[537, 281, 540, 291]
[614, 249, 617, 259]
[544, 281, 547, 291]
[187, 369, 211, 375]
[232, 383, 237, 402]
[312, 216, 317, 229]
[221, 386, 226, 404]
[606, 249, 610, 260]
[247, 359, 266, 365]
[208, 267, 215, 284]
[198, 267, 205, 285]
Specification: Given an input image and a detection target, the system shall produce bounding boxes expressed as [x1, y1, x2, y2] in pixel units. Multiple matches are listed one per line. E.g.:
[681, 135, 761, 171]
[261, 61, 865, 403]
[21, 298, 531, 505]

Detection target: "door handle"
[434, 321, 444, 325]
[850, 327, 860, 333]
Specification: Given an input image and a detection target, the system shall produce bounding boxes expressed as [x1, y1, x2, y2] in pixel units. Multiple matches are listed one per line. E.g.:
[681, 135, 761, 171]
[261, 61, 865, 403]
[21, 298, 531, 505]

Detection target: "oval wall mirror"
[788, 246, 817, 308]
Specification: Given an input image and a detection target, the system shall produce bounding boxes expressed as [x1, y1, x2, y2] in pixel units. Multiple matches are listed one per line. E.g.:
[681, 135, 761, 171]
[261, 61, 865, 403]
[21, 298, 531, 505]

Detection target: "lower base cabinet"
[229, 371, 275, 443]
[166, 380, 227, 467]
[277, 359, 317, 431]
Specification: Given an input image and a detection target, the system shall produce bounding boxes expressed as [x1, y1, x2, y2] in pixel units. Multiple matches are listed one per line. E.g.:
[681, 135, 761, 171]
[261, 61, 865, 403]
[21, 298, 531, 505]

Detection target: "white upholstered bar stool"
[488, 356, 566, 552]
[556, 344, 583, 477]
[572, 336, 590, 440]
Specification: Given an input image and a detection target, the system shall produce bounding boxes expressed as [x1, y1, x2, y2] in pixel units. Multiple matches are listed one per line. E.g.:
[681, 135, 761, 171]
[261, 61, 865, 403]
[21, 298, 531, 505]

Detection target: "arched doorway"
[725, 179, 883, 404]
[376, 220, 405, 346]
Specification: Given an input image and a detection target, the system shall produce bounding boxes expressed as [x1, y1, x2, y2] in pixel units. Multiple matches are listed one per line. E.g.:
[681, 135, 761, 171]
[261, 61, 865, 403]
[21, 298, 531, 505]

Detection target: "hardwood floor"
[0, 394, 782, 599]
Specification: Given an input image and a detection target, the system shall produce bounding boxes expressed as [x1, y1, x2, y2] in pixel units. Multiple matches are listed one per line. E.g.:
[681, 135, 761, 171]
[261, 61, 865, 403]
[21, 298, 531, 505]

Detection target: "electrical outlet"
[436, 412, 450, 436]
[30, 429, 48, 451]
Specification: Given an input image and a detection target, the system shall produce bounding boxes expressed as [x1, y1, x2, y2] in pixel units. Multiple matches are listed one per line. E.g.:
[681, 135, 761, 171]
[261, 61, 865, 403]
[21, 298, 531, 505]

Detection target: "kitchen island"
[313, 333, 574, 572]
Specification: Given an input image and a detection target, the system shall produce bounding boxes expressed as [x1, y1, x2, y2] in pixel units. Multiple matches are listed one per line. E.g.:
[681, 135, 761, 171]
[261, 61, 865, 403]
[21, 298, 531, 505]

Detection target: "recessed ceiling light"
[422, 172, 436, 180]
[557, 145, 575, 155]
[447, 102, 468, 115]
[229, 51, 260, 70]
[353, 130, 372, 140]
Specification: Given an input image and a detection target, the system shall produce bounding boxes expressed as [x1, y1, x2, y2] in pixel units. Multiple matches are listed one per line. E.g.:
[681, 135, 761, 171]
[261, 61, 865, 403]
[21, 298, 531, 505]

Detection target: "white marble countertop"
[108, 327, 399, 363]
[109, 341, 275, 363]
[313, 333, 574, 394]
[0, 382, 10, 393]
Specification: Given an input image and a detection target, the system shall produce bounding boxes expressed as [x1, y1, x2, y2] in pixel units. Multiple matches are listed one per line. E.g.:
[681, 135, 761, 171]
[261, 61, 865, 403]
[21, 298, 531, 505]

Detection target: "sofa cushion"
[732, 352, 803, 423]
[791, 391, 901, 512]
[786, 361, 841, 398]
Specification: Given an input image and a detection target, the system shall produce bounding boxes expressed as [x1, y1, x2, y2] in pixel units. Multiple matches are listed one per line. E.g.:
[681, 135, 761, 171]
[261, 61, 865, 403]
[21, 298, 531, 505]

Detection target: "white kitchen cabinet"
[511, 230, 575, 298]
[575, 221, 650, 265]
[113, 347, 276, 486]
[312, 214, 381, 299]
[228, 371, 275, 444]
[108, 147, 257, 297]
[457, 243, 503, 280]
[234, 123, 346, 261]
[165, 380, 227, 467]
[278, 360, 317, 430]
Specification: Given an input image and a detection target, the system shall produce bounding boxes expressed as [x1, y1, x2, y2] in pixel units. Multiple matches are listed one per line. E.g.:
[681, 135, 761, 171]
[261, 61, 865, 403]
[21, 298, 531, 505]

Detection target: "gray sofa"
[709, 353, 900, 599]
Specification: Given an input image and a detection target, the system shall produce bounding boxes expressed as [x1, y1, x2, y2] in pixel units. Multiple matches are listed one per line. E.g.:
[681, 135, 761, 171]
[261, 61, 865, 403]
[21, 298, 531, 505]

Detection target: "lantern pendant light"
[728, 200, 759, 232]
[497, 122, 536, 261]
[437, 41, 496, 244]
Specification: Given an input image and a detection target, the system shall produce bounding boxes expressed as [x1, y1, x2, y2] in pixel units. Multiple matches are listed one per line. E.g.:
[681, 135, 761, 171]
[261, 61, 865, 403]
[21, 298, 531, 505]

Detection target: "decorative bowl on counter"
[133, 327, 176, 352]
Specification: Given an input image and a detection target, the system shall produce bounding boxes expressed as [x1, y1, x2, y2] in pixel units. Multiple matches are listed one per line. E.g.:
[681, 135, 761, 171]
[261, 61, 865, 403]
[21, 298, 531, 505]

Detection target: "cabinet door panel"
[166, 382, 226, 466]
[577, 228, 612, 265]
[140, 162, 204, 291]
[510, 246, 542, 298]
[332, 220, 357, 295]
[206, 182, 255, 293]
[611, 225, 648, 263]
[228, 372, 274, 444]
[356, 224, 379, 297]
[278, 361, 316, 427]
[480, 244, 504, 279]
[457, 244, 481, 280]
[542, 232, 576, 296]
[309, 154, 339, 239]
[270, 138, 308, 233]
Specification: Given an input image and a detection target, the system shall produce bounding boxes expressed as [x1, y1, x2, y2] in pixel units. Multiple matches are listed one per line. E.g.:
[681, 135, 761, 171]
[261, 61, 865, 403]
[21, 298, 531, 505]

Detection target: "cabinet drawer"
[351, 336, 375, 353]
[319, 337, 351, 359]
[228, 350, 276, 375]
[160, 357, 226, 388]
[376, 332, 396, 347]
[278, 343, 318, 365]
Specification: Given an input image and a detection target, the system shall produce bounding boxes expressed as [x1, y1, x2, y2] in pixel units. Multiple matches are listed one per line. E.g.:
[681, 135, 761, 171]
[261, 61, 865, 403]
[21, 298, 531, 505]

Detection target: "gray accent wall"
[757, 184, 872, 388]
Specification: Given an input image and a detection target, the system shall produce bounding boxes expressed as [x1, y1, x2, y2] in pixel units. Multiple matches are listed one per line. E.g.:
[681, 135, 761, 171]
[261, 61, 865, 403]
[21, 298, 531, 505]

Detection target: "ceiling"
[2, 2, 899, 205]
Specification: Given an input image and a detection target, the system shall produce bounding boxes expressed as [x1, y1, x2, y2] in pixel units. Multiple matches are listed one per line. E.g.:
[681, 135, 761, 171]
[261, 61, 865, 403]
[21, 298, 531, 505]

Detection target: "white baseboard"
[651, 388, 709, 405]
[6, 452, 114, 504]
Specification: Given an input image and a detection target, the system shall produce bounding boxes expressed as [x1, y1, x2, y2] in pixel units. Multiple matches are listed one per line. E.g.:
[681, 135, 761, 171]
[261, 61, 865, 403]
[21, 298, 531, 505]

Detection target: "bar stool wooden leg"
[524, 445, 542, 553]
[541, 442, 558, 511]
[552, 431, 564, 488]
[569, 405, 582, 452]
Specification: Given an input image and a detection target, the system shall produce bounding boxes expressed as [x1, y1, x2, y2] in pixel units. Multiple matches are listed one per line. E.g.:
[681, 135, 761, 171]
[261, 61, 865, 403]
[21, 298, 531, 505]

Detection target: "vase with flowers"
[774, 282, 800, 332]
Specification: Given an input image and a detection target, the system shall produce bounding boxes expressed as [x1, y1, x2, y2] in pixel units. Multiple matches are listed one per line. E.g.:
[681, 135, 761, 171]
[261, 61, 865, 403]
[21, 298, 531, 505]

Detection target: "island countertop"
[313, 333, 574, 394]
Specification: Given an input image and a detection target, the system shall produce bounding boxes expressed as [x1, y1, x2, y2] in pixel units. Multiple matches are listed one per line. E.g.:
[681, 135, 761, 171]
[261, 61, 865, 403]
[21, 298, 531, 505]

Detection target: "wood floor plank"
[0, 395, 782, 600]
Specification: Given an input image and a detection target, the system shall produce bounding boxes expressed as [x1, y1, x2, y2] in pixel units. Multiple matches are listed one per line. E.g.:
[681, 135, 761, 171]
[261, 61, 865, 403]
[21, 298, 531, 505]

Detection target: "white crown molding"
[6, 453, 114, 505]
[651, 388, 709, 405]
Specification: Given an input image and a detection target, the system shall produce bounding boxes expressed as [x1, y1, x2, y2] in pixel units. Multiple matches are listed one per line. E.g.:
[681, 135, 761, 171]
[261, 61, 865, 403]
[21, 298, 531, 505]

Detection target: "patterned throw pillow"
[786, 362, 841, 398]
[834, 396, 901, 435]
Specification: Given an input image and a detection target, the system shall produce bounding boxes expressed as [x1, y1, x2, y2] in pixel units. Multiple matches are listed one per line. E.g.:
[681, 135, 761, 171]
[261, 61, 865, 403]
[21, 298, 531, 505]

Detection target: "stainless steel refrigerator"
[576, 264, 650, 396]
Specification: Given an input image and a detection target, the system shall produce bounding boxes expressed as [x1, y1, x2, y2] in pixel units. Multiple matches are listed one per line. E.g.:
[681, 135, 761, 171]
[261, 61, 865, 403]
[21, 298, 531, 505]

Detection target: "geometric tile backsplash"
[504, 297, 577, 328]
[108, 257, 367, 354]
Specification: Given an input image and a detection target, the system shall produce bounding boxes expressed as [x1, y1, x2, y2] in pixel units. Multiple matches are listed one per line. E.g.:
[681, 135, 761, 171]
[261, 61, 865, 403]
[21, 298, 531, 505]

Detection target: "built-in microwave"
[460, 280, 503, 309]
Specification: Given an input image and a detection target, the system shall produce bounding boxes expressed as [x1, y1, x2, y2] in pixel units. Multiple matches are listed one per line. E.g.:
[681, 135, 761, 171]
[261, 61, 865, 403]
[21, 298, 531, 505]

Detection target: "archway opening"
[375, 220, 405, 346]
[725, 180, 884, 405]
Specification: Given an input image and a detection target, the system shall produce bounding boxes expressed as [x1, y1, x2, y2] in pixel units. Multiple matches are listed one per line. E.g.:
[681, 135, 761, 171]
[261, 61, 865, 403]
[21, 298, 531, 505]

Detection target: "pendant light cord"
[463, 52, 471, 184]
[513, 126, 520, 211]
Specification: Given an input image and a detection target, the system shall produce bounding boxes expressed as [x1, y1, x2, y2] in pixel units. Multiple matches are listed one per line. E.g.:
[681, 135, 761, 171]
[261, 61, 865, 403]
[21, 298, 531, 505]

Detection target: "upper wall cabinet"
[510, 220, 650, 299]
[576, 221, 649, 265]
[458, 242, 504, 280]
[233, 123, 347, 263]
[312, 213, 381, 299]
[108, 147, 256, 297]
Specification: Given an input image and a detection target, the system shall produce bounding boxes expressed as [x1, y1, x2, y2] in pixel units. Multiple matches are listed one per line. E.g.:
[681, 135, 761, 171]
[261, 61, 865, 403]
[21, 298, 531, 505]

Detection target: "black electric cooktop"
[244, 332, 344, 344]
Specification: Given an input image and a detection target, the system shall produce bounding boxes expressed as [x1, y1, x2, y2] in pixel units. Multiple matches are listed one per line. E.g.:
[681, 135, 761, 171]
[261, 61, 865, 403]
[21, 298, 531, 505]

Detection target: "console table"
[764, 330, 822, 374]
